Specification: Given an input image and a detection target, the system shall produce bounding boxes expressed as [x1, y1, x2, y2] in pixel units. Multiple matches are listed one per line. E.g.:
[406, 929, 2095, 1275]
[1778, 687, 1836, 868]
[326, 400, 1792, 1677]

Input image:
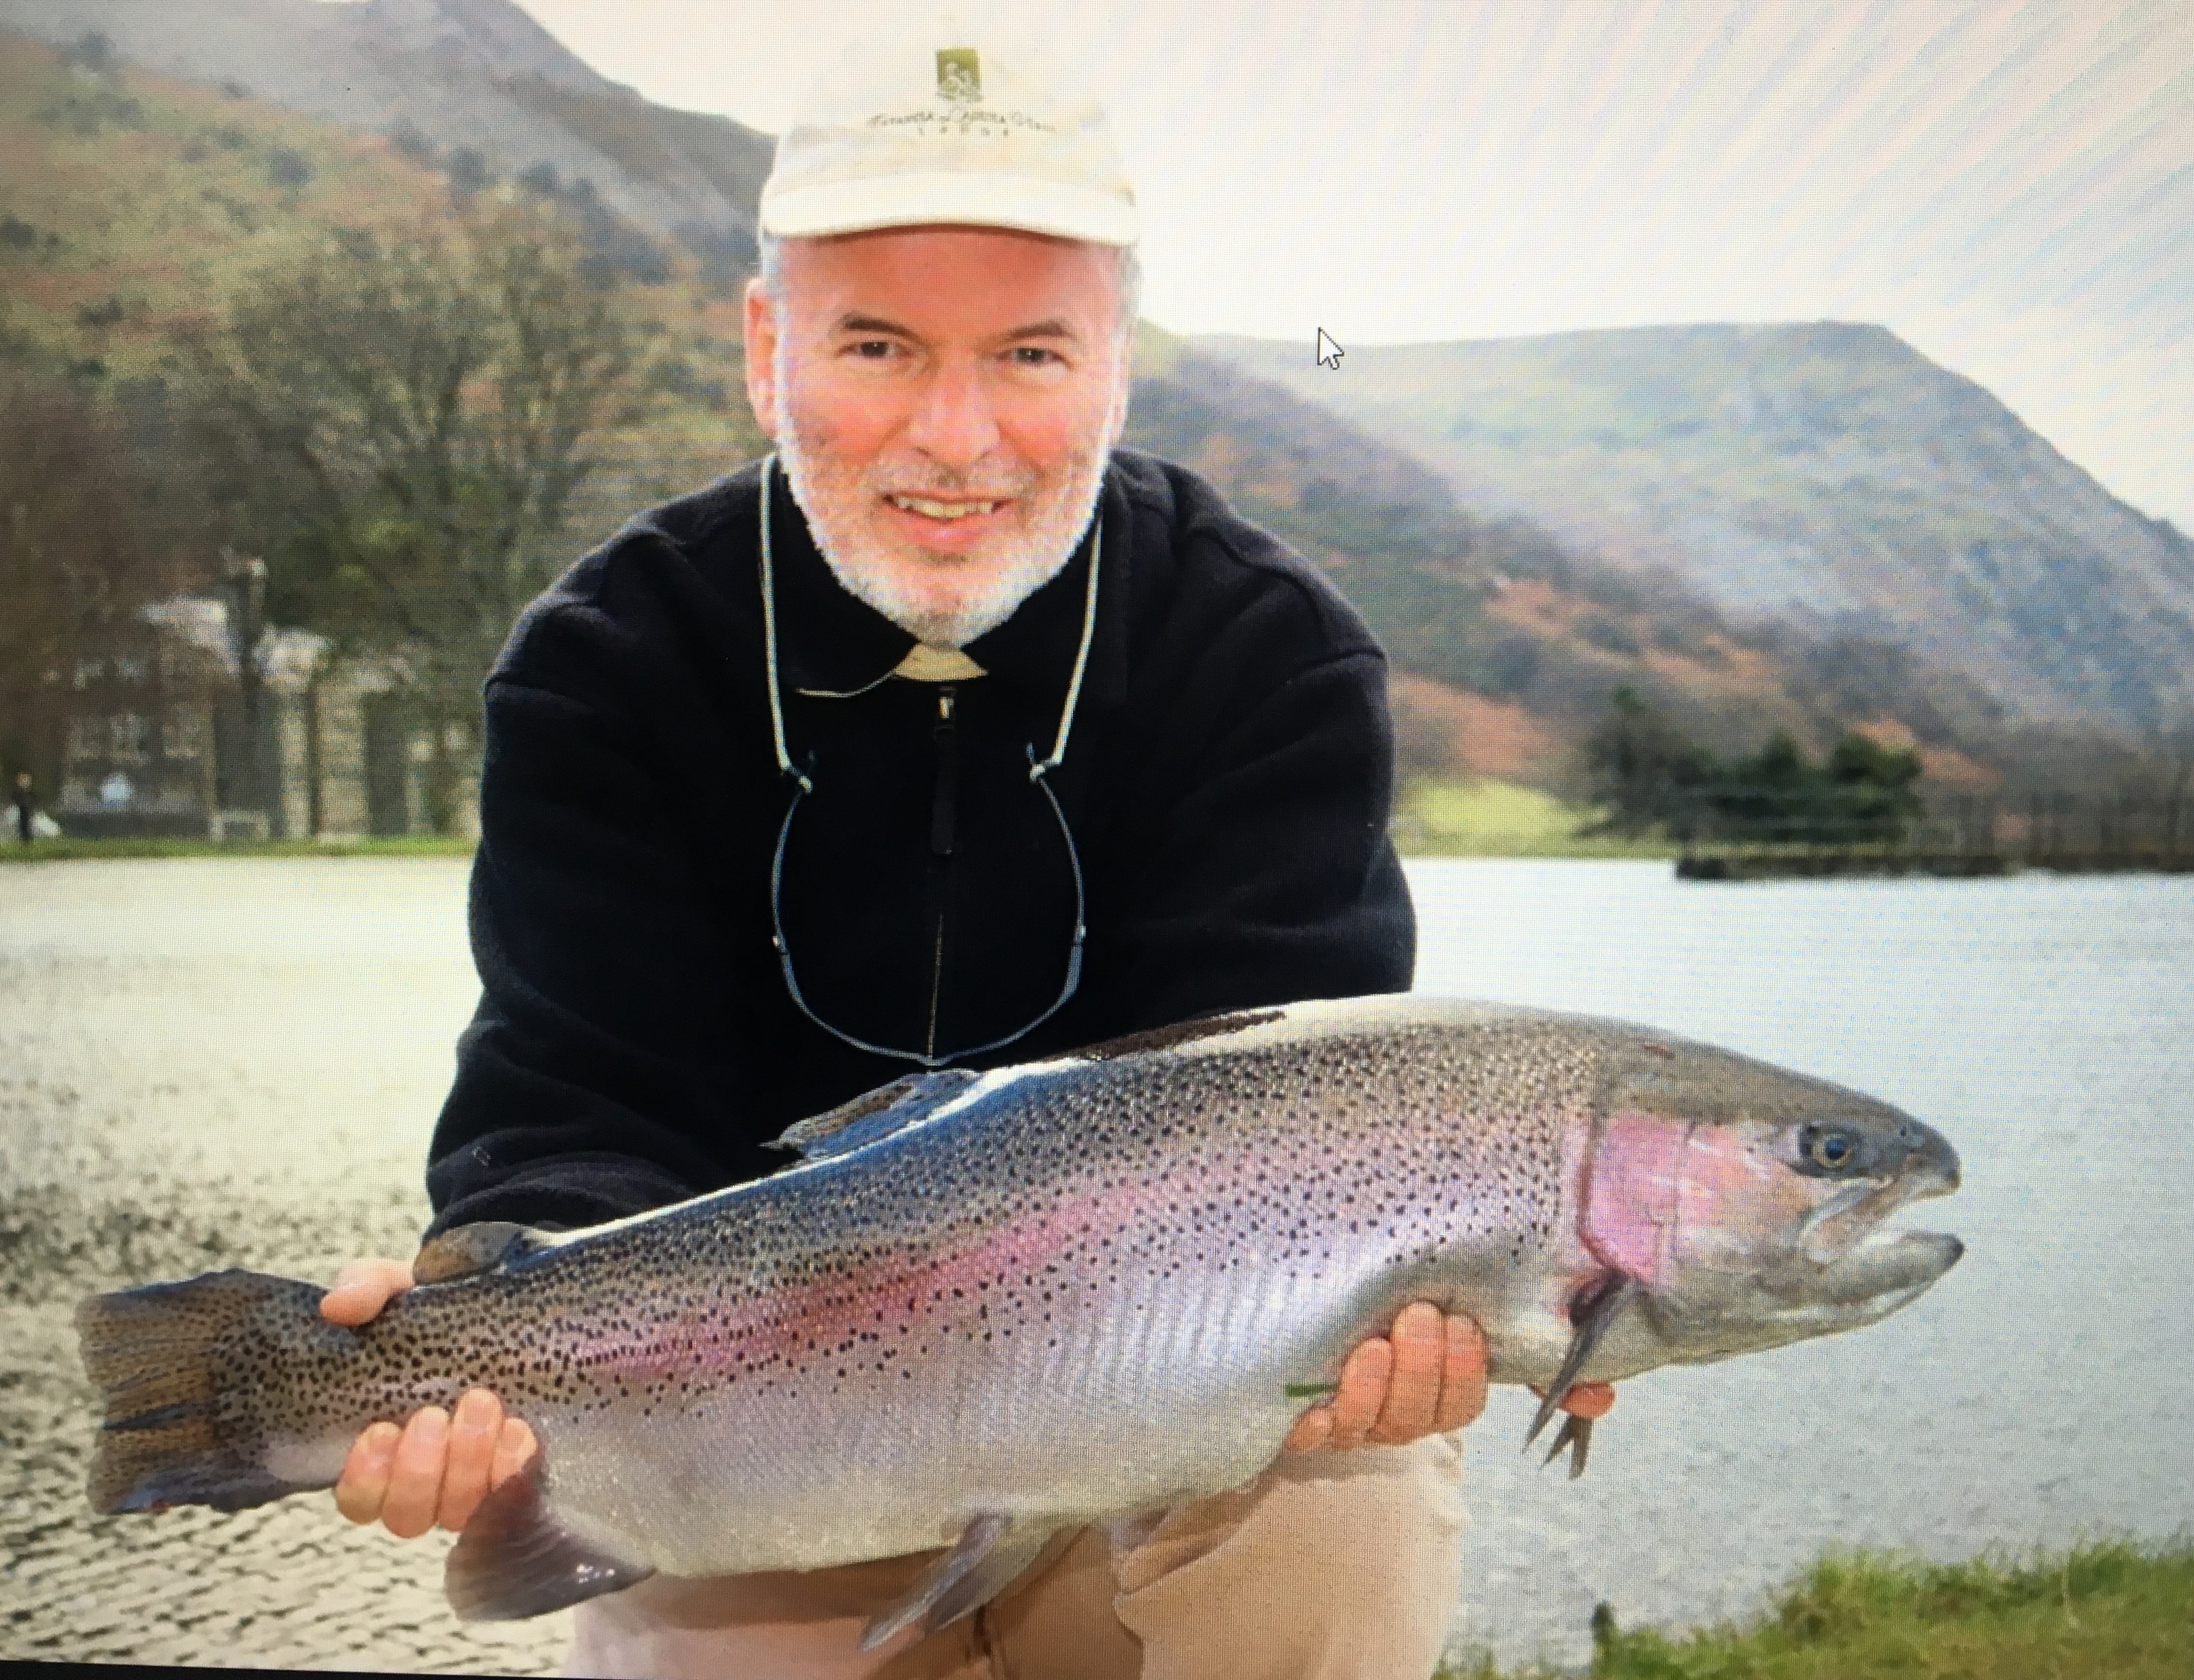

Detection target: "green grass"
[1438, 1540, 2194, 1679]
[1, 835, 474, 862]
[14, 780, 1654, 864]
[1395, 778, 1675, 859]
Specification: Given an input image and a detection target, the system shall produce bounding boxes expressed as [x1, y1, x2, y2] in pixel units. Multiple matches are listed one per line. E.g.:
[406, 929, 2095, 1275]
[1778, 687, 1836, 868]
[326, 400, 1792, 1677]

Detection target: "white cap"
[759, 23, 1139, 247]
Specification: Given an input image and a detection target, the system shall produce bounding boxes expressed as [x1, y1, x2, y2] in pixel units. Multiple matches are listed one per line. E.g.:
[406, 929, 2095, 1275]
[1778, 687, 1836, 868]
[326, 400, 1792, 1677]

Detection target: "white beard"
[775, 358, 1115, 649]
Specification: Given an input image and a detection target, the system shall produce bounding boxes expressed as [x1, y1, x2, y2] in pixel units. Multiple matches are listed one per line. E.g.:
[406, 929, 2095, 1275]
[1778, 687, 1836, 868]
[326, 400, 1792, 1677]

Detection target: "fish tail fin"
[75, 1268, 334, 1515]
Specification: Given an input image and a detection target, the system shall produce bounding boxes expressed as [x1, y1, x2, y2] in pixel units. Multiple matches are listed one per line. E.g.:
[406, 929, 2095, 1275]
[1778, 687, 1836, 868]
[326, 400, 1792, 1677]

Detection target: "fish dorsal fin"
[444, 1450, 654, 1620]
[412, 1222, 553, 1285]
[858, 1513, 1058, 1652]
[770, 1068, 983, 1163]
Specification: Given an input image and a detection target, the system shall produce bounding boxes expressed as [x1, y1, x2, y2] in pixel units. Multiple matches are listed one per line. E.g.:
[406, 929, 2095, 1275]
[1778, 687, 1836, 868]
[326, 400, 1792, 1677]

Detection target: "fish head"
[1581, 1037, 1963, 1364]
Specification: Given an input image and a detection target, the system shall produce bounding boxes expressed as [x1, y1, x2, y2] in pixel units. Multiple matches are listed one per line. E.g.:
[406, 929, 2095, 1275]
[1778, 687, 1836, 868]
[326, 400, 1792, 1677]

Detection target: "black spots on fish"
[400, 1011, 1613, 1428]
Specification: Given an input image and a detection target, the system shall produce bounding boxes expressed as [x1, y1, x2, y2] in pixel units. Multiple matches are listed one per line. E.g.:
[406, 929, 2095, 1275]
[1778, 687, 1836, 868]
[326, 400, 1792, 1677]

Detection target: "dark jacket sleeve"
[422, 557, 774, 1241]
[1076, 573, 1415, 1034]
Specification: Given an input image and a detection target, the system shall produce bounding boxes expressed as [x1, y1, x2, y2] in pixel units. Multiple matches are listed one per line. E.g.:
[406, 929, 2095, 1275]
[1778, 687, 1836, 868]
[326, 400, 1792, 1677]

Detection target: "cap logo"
[935, 47, 980, 103]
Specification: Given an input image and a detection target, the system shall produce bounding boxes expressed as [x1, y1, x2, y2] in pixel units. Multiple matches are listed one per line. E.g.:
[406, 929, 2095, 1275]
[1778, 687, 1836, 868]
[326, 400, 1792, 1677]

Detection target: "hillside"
[1203, 324, 2194, 735]
[1125, 331, 2009, 790]
[0, 0, 771, 286]
[0, 17, 2121, 799]
[0, 32, 766, 541]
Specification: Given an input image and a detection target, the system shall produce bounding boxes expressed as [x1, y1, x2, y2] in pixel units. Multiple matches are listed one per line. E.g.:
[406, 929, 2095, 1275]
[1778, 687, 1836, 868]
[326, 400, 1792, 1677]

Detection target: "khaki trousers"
[562, 1435, 1469, 1680]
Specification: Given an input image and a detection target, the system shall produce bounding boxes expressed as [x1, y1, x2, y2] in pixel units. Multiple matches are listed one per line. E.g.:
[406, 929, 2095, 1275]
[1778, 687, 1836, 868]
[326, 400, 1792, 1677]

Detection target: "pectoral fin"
[1523, 1271, 1638, 1479]
[1542, 1413, 1594, 1479]
[858, 1513, 1057, 1652]
[444, 1451, 654, 1621]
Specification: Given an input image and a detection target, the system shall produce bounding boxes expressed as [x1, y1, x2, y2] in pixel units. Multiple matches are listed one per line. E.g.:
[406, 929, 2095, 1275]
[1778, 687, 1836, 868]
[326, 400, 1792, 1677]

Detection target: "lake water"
[2, 857, 2189, 1669]
[1410, 858, 2194, 1664]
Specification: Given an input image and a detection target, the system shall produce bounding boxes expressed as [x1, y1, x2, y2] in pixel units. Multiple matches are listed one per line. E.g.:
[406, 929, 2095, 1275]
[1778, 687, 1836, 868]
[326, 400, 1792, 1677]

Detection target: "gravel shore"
[1, 859, 569, 1674]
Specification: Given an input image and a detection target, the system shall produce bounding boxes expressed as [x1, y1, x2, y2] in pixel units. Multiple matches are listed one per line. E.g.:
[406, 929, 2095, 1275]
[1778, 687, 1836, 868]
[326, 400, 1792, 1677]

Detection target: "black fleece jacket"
[423, 448, 1414, 1240]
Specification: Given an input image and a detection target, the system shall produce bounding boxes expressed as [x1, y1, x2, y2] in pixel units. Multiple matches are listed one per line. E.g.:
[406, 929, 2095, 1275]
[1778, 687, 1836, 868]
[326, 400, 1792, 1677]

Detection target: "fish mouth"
[1799, 1162, 1962, 1306]
[1795, 1129, 1962, 1305]
[1811, 1223, 1964, 1308]
[1798, 1124, 1961, 1265]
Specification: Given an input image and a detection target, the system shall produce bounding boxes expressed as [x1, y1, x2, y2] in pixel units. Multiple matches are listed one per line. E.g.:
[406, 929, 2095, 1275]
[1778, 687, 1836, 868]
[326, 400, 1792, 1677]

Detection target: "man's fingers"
[1326, 1336, 1392, 1450]
[489, 1417, 537, 1491]
[320, 1258, 415, 1328]
[1432, 1314, 1490, 1434]
[333, 1421, 399, 1525]
[1282, 1405, 1334, 1454]
[377, 1406, 450, 1540]
[1559, 1381, 1616, 1420]
[435, 1389, 503, 1533]
[1367, 1302, 1445, 1445]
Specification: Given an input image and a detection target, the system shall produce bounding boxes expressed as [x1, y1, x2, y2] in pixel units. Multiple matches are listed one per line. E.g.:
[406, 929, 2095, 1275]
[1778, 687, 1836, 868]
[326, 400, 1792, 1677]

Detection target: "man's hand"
[1282, 1302, 1615, 1452]
[320, 1258, 536, 1537]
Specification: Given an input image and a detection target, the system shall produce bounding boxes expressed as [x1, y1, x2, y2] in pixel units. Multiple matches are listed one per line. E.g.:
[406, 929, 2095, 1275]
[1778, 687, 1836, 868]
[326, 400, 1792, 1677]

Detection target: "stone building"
[53, 595, 473, 840]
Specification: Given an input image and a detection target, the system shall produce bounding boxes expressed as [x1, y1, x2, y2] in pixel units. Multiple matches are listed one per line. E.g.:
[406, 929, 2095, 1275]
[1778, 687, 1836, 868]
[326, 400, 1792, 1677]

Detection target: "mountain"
[1, 12, 2152, 796]
[1202, 324, 2194, 735]
[1125, 330, 2010, 790]
[0, 0, 771, 284]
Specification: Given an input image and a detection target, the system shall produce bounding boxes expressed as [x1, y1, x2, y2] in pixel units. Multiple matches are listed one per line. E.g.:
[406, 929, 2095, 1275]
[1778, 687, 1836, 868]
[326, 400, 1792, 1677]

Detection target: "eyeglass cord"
[758, 452, 1095, 1069]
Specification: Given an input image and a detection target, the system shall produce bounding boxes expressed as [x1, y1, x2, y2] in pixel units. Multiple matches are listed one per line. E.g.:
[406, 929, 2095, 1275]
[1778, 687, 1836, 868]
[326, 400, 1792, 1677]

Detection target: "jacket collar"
[767, 457, 1132, 715]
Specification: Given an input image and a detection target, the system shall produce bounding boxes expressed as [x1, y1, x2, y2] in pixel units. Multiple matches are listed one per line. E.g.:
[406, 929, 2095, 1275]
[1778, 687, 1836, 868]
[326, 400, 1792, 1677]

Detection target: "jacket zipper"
[925, 685, 958, 1060]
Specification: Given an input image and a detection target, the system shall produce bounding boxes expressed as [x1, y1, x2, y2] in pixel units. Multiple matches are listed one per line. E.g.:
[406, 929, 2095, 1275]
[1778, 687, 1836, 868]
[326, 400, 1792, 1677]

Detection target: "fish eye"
[1802, 1126, 1860, 1171]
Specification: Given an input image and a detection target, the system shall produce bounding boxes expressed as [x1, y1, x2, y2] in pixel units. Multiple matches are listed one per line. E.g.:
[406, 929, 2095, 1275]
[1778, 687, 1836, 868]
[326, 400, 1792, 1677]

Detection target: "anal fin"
[857, 1513, 1056, 1652]
[444, 1451, 653, 1621]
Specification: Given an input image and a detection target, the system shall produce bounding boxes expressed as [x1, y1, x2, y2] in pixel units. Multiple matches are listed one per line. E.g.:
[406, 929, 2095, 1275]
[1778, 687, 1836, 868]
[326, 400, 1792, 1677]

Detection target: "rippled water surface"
[2, 857, 2188, 1669]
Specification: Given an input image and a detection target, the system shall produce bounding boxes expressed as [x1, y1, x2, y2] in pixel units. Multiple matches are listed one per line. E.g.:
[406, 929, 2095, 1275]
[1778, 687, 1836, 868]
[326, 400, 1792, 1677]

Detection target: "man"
[11, 770, 33, 844]
[321, 26, 1609, 1679]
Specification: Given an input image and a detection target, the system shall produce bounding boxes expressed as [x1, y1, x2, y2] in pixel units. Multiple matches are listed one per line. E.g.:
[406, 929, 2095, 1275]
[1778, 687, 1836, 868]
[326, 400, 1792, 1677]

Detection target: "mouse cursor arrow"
[1316, 328, 1343, 369]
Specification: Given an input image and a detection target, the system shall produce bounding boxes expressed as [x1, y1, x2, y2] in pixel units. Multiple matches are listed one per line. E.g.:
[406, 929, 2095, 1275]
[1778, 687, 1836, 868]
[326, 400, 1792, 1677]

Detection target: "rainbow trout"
[77, 997, 1961, 1646]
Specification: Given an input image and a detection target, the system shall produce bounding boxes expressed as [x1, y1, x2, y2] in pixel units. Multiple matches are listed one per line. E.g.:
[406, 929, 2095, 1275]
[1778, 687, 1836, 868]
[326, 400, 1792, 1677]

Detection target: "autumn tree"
[0, 366, 194, 800]
[186, 191, 661, 831]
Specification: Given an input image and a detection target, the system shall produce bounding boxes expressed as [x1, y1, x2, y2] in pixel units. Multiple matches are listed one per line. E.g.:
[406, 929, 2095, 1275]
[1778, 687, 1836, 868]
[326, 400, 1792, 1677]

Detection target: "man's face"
[744, 226, 1130, 648]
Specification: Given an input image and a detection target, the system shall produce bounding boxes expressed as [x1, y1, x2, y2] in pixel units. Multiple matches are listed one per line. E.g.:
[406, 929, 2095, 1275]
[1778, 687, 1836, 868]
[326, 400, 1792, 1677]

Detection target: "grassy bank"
[1, 835, 476, 863]
[9, 779, 1670, 864]
[1441, 1539, 2194, 1679]
[1395, 779, 1675, 859]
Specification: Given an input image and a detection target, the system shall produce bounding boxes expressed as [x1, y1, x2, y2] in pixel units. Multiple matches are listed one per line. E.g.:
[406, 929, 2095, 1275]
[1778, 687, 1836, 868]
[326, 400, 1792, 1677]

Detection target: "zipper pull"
[930, 684, 959, 856]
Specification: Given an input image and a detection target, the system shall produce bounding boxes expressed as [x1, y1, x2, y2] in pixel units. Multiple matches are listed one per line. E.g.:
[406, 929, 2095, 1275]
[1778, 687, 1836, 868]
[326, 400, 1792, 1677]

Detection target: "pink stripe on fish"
[577, 1177, 1183, 1397]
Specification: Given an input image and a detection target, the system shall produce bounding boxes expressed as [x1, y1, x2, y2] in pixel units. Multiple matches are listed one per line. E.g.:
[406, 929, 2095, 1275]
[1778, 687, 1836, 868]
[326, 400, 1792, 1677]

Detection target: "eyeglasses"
[756, 453, 1096, 1069]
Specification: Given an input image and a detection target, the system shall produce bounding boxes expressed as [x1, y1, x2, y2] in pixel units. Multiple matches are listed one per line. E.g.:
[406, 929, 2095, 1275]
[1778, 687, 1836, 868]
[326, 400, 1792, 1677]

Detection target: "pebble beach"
[1, 858, 569, 1674]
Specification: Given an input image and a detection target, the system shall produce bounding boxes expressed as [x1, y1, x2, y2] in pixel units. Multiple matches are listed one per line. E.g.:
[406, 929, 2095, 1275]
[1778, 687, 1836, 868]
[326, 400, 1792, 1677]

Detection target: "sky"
[387, 1, 2194, 525]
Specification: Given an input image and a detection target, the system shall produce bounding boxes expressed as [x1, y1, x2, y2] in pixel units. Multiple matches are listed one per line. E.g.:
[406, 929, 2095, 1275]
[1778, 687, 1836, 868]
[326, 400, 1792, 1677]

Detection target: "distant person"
[314, 23, 1610, 1680]
[12, 771, 33, 844]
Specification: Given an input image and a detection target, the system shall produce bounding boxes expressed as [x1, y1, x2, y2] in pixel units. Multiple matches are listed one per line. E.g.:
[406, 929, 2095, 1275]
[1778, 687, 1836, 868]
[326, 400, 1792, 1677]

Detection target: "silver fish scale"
[202, 1005, 1620, 1577]
[352, 1011, 1610, 1416]
[79, 996, 1962, 1599]
[613, 1010, 1597, 1316]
